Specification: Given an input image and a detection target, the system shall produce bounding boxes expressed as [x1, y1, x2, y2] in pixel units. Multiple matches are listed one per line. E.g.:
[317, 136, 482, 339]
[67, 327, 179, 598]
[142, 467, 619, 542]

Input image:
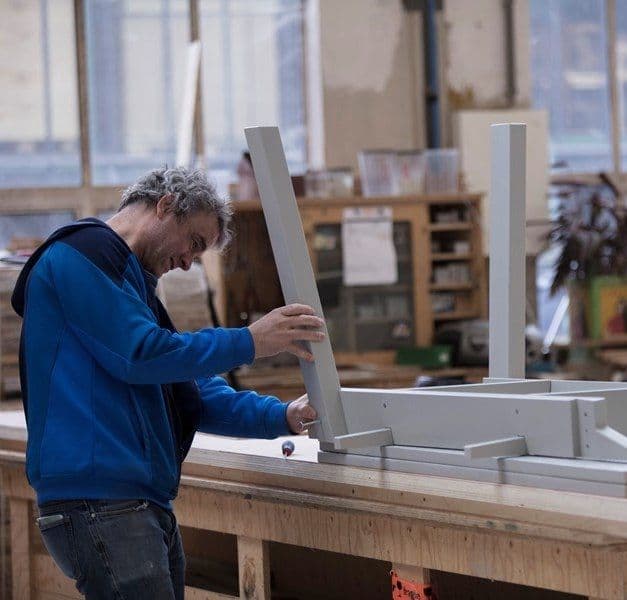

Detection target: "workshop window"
[199, 0, 306, 183]
[85, 0, 190, 185]
[0, 0, 81, 188]
[84, 0, 306, 187]
[0, 0, 305, 189]
[530, 0, 627, 174]
[530, 0, 612, 173]
[617, 3, 627, 171]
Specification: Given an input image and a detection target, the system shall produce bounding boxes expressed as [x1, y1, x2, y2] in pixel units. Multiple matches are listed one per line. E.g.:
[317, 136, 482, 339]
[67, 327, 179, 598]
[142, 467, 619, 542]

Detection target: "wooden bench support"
[10, 498, 31, 600]
[237, 536, 270, 600]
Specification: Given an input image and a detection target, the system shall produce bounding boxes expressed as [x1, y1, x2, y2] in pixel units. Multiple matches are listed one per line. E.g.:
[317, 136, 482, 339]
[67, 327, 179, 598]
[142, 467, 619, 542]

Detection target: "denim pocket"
[88, 499, 149, 519]
[36, 514, 80, 579]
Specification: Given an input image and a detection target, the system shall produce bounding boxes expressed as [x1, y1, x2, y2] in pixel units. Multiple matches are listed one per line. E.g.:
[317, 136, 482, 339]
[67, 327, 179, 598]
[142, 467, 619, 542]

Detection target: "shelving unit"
[429, 283, 475, 291]
[428, 222, 473, 232]
[428, 198, 486, 332]
[431, 252, 472, 261]
[433, 310, 480, 321]
[208, 193, 487, 361]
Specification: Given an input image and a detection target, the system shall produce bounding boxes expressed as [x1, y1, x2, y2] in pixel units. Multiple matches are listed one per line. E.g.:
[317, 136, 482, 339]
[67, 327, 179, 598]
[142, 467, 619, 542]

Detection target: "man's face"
[143, 200, 220, 277]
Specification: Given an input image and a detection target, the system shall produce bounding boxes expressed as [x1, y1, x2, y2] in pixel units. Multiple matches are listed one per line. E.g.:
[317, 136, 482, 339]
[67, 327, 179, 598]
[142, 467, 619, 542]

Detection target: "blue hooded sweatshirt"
[11, 218, 291, 508]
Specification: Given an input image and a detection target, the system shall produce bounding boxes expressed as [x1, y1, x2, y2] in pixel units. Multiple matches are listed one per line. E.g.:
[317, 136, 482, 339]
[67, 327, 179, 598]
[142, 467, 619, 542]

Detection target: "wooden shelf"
[572, 335, 627, 348]
[352, 283, 411, 293]
[316, 270, 343, 281]
[428, 222, 473, 232]
[433, 310, 479, 321]
[354, 316, 409, 325]
[431, 252, 472, 262]
[430, 283, 474, 291]
[215, 192, 486, 354]
[233, 193, 483, 213]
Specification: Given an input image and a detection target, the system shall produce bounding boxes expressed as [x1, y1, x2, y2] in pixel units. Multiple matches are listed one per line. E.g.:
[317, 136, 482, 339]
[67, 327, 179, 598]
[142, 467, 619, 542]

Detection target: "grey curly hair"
[119, 167, 232, 249]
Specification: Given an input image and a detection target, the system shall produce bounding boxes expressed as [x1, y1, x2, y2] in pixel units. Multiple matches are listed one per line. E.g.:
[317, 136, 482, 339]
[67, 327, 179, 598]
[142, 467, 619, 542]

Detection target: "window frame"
[0, 0, 307, 218]
[540, 0, 623, 180]
[607, 0, 621, 174]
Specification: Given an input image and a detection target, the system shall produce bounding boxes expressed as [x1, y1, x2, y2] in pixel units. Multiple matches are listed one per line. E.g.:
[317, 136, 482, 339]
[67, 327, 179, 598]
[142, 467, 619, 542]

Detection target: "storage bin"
[358, 150, 398, 196]
[424, 148, 459, 193]
[394, 150, 425, 194]
[305, 167, 354, 197]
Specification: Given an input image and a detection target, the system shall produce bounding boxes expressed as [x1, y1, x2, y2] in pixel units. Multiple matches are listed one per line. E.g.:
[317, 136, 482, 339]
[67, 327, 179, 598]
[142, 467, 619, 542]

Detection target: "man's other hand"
[286, 394, 317, 434]
[248, 303, 325, 361]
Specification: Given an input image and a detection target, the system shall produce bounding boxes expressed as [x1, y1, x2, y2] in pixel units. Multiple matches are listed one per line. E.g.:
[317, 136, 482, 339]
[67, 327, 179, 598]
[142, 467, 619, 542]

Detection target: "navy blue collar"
[12, 218, 111, 317]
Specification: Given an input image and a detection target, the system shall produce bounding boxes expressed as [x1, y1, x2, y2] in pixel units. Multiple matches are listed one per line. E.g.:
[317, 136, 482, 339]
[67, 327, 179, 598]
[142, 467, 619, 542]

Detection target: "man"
[11, 166, 323, 599]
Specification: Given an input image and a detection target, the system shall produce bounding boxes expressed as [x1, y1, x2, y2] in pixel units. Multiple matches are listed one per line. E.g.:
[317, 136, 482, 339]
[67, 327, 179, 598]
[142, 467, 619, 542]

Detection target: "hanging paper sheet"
[342, 206, 398, 286]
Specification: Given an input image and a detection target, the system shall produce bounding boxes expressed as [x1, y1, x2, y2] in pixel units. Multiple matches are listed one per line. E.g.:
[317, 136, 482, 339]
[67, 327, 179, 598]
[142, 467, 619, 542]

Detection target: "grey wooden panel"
[381, 446, 627, 482]
[343, 444, 627, 482]
[318, 451, 627, 496]
[538, 387, 627, 396]
[505, 455, 627, 482]
[464, 436, 527, 459]
[489, 123, 526, 379]
[550, 380, 627, 392]
[576, 397, 627, 461]
[486, 471, 627, 496]
[530, 389, 627, 444]
[424, 380, 550, 394]
[587, 391, 627, 438]
[339, 387, 578, 457]
[245, 127, 347, 442]
[333, 428, 393, 449]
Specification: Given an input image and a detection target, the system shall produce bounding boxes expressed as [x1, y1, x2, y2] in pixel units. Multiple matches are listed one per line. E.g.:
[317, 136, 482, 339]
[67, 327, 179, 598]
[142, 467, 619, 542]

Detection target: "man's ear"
[156, 194, 175, 219]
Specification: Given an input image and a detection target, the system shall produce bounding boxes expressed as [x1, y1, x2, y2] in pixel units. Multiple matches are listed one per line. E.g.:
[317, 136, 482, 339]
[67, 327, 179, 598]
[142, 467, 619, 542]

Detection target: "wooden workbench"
[1, 409, 626, 599]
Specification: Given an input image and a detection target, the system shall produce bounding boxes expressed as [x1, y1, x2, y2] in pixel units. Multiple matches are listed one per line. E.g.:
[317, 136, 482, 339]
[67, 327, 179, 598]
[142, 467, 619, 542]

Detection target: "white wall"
[455, 109, 549, 255]
[443, 2, 547, 255]
[306, 0, 543, 256]
[307, 0, 534, 167]
[443, 0, 531, 111]
[306, 0, 426, 169]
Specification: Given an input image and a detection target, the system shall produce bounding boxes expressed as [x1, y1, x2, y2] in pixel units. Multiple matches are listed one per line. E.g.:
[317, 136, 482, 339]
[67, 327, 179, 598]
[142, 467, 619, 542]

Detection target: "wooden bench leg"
[237, 536, 270, 600]
[10, 498, 31, 600]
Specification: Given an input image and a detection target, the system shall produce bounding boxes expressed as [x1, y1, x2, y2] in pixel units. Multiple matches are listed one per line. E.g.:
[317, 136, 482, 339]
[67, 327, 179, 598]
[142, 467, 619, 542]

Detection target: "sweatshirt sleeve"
[37, 241, 255, 384]
[196, 376, 291, 439]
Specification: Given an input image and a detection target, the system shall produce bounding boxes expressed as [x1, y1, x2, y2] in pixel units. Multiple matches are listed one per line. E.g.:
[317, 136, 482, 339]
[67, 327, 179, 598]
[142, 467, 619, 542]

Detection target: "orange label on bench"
[391, 570, 437, 599]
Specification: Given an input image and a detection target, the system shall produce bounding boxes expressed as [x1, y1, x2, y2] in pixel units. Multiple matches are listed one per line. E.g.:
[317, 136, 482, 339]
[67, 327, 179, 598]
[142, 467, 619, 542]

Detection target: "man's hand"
[248, 303, 325, 361]
[286, 394, 317, 434]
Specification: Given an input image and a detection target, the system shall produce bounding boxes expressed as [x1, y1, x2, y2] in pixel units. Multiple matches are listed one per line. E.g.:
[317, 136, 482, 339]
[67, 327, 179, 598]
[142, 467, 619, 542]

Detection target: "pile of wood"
[0, 266, 22, 400]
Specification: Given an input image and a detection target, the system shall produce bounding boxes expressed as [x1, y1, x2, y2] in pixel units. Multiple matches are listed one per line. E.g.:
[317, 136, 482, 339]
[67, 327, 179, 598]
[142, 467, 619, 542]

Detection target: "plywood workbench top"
[2, 409, 627, 549]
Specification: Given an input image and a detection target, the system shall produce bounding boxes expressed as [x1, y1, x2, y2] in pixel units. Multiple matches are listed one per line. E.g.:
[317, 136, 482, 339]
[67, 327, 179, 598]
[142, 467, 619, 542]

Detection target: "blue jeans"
[36, 499, 185, 599]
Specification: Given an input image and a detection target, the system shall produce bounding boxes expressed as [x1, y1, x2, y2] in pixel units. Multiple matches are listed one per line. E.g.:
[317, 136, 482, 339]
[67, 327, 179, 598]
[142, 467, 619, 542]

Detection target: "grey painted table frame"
[245, 124, 627, 497]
